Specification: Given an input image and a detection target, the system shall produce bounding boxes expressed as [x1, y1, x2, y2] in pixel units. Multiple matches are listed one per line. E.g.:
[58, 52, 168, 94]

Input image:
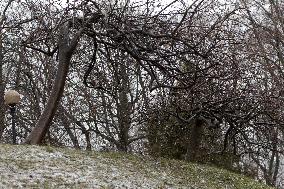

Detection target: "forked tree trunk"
[25, 23, 83, 144]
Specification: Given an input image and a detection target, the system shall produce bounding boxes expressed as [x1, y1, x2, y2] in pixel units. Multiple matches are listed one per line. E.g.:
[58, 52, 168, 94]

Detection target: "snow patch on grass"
[0, 144, 274, 189]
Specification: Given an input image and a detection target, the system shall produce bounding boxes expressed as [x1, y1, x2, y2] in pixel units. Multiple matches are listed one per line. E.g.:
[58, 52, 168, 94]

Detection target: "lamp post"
[4, 90, 20, 144]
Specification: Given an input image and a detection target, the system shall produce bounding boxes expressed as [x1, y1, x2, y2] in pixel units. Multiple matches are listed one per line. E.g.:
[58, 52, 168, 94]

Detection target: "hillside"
[0, 144, 273, 189]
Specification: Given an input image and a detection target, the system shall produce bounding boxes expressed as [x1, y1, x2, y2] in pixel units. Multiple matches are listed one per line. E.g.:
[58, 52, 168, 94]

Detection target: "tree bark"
[60, 110, 80, 149]
[24, 23, 83, 144]
[117, 61, 131, 152]
[0, 35, 5, 140]
[186, 118, 204, 161]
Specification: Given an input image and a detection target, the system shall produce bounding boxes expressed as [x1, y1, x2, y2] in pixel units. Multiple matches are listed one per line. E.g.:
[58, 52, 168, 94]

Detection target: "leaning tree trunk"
[25, 23, 83, 144]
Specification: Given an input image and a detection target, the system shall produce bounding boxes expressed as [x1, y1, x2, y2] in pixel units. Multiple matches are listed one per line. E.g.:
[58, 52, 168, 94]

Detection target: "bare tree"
[24, 21, 85, 144]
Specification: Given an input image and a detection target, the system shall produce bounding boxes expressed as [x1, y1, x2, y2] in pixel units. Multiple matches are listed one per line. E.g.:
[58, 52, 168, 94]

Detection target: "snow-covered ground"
[0, 144, 272, 189]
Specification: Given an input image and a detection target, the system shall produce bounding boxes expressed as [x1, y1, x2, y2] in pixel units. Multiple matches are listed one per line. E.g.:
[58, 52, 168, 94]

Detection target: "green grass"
[0, 144, 274, 189]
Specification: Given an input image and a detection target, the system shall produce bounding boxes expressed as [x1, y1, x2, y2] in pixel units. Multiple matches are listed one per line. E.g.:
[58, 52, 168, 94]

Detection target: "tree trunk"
[186, 118, 204, 161]
[0, 35, 5, 140]
[59, 104, 91, 150]
[60, 111, 80, 149]
[24, 23, 83, 144]
[117, 61, 131, 152]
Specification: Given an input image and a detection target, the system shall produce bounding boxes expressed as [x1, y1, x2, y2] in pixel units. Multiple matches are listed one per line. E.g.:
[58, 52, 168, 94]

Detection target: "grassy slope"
[0, 144, 273, 189]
